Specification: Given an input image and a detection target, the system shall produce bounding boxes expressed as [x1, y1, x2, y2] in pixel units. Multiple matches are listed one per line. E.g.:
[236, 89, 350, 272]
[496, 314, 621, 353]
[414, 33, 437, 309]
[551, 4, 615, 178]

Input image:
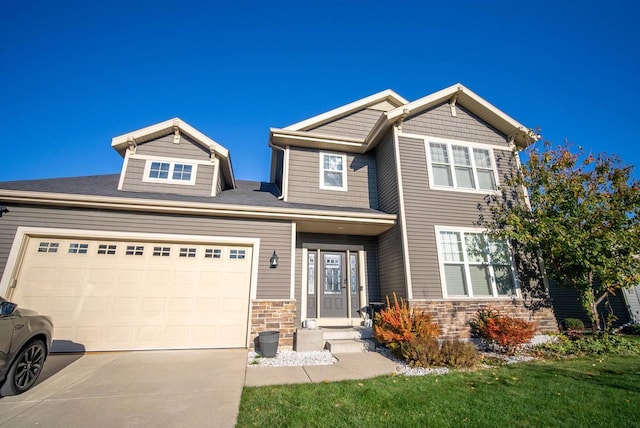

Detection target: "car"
[0, 297, 53, 396]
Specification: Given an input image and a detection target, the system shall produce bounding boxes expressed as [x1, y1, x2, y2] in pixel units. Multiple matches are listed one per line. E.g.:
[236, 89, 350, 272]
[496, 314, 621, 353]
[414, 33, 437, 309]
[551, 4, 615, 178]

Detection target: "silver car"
[0, 297, 53, 396]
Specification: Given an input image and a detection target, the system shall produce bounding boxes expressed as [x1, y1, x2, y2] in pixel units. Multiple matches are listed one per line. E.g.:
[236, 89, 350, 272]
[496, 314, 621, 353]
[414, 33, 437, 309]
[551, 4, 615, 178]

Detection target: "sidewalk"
[244, 352, 399, 387]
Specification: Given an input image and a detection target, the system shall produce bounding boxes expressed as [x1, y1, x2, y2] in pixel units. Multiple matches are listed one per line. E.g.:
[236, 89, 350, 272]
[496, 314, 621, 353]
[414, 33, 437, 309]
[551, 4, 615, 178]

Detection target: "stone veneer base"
[250, 299, 296, 350]
[409, 299, 558, 339]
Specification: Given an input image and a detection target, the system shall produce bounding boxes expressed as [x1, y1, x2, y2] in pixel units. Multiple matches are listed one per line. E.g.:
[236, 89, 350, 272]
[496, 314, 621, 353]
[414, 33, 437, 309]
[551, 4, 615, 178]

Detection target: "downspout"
[269, 142, 288, 200]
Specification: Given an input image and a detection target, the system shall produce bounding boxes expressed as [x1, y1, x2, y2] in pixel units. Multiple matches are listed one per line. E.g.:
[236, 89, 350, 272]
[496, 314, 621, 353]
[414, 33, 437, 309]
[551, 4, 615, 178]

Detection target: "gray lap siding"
[0, 205, 292, 299]
[136, 134, 211, 159]
[122, 157, 215, 196]
[286, 147, 378, 209]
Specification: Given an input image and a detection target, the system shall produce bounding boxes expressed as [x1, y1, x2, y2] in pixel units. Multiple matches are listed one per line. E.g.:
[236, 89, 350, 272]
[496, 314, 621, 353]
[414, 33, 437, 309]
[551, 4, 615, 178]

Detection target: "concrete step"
[325, 339, 373, 353]
[321, 327, 374, 341]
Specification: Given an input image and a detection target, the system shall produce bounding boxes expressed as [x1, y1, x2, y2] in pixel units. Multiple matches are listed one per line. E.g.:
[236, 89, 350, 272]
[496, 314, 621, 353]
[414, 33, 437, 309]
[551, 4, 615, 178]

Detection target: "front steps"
[294, 326, 378, 353]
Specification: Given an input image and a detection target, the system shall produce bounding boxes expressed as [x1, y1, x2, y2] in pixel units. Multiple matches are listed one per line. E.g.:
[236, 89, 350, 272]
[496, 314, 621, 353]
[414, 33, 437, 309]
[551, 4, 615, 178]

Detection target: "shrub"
[401, 338, 479, 369]
[470, 309, 536, 354]
[560, 318, 585, 340]
[374, 294, 440, 356]
[534, 334, 640, 358]
[621, 323, 640, 335]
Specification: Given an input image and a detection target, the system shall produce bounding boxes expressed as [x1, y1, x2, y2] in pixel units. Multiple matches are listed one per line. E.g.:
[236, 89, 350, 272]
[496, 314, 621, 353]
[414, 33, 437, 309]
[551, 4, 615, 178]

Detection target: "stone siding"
[250, 299, 296, 349]
[410, 299, 558, 339]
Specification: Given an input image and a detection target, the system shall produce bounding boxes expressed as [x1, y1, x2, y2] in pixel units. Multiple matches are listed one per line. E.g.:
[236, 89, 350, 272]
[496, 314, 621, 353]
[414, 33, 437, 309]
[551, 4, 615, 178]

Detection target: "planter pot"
[258, 331, 280, 357]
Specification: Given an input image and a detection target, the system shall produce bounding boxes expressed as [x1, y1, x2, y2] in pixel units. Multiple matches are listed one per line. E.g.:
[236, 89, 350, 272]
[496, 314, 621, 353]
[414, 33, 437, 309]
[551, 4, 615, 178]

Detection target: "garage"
[8, 234, 254, 352]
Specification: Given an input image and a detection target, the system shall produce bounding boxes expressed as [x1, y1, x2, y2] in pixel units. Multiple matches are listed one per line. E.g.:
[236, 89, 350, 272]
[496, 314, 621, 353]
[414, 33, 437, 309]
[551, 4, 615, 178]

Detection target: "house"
[0, 84, 558, 352]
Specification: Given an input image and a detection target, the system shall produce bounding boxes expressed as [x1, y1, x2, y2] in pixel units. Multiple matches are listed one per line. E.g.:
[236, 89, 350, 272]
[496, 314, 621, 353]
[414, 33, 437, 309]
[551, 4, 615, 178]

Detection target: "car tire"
[0, 340, 47, 396]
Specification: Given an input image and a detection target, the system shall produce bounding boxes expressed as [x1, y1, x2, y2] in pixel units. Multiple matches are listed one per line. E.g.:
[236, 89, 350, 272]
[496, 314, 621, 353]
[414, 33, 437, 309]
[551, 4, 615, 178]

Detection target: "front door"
[321, 252, 347, 317]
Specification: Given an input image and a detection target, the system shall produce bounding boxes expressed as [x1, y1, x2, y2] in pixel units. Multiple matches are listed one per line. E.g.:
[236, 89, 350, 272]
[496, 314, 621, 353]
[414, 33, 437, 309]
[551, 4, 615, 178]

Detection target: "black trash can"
[258, 331, 280, 358]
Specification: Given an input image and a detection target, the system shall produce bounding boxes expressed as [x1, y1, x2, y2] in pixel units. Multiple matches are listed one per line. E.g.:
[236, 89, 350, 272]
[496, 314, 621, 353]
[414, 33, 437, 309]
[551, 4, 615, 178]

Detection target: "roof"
[271, 83, 536, 152]
[0, 175, 395, 236]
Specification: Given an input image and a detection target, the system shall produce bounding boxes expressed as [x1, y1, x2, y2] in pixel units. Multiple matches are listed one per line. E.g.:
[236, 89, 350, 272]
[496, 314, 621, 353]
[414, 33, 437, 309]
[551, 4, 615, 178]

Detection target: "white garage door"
[9, 236, 253, 352]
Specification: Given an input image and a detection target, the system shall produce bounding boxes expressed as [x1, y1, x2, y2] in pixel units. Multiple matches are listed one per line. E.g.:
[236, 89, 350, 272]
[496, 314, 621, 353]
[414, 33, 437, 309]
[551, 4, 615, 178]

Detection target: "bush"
[374, 294, 440, 357]
[534, 334, 640, 358]
[621, 323, 640, 335]
[401, 337, 479, 369]
[470, 309, 536, 354]
[560, 318, 585, 339]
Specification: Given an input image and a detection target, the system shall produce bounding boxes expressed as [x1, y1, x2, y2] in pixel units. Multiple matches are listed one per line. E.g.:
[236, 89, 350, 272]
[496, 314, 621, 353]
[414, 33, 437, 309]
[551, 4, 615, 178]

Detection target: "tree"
[482, 141, 640, 332]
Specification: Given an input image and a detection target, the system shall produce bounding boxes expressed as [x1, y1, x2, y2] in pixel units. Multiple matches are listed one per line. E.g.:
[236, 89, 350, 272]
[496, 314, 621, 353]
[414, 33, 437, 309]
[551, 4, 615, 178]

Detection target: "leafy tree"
[482, 141, 640, 332]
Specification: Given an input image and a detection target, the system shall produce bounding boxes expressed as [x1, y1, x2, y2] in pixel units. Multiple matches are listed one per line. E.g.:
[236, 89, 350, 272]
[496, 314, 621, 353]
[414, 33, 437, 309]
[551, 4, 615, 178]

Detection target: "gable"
[306, 108, 384, 140]
[402, 102, 509, 147]
[136, 133, 211, 161]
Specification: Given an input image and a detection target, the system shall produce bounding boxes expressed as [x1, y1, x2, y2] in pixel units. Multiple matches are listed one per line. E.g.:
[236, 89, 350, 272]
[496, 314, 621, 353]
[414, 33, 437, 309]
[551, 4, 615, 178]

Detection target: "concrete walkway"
[245, 352, 398, 387]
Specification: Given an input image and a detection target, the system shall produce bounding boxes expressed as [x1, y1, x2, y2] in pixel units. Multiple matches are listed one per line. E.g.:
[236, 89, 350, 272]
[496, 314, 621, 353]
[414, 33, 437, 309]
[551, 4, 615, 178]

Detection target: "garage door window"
[97, 244, 117, 255]
[38, 242, 59, 253]
[69, 243, 89, 254]
[179, 248, 197, 258]
[204, 248, 222, 259]
[230, 249, 246, 260]
[153, 247, 171, 257]
[126, 245, 144, 256]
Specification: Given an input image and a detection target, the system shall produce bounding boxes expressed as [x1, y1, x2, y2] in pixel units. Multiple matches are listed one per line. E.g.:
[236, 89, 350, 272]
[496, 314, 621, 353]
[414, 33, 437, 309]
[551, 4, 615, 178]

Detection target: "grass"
[237, 355, 640, 427]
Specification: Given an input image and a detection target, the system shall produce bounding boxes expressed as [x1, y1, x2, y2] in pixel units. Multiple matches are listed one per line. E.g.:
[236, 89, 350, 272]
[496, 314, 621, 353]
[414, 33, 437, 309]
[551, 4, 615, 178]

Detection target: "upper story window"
[436, 227, 516, 298]
[143, 160, 197, 185]
[427, 142, 497, 192]
[319, 152, 348, 191]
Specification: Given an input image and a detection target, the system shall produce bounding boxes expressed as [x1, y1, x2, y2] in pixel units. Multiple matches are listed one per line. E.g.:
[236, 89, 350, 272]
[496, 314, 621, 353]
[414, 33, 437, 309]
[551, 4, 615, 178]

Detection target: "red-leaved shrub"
[470, 309, 536, 354]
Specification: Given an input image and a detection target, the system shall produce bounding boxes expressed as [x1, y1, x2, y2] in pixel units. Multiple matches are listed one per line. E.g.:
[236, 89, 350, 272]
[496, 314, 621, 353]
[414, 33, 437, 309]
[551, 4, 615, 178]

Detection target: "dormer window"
[143, 160, 197, 185]
[319, 152, 347, 191]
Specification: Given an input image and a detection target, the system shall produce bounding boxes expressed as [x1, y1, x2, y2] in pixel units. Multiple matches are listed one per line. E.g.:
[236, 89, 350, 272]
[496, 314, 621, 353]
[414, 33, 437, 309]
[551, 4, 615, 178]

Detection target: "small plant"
[374, 293, 440, 357]
[560, 318, 585, 340]
[440, 339, 479, 369]
[470, 309, 536, 354]
[621, 323, 640, 335]
[534, 334, 640, 358]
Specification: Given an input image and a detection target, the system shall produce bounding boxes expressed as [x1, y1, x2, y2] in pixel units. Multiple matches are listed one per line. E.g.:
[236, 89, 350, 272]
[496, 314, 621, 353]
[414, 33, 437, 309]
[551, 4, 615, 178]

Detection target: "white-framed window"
[152, 246, 171, 257]
[436, 227, 517, 298]
[68, 243, 89, 254]
[179, 247, 197, 258]
[426, 140, 498, 192]
[230, 249, 246, 260]
[97, 244, 117, 255]
[126, 245, 144, 256]
[204, 248, 222, 259]
[307, 252, 316, 295]
[38, 242, 59, 253]
[143, 160, 197, 185]
[319, 152, 347, 191]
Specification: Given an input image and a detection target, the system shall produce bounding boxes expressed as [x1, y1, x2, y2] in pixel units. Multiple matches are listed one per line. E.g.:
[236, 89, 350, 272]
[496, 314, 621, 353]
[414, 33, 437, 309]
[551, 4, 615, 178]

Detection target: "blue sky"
[2, 0, 639, 183]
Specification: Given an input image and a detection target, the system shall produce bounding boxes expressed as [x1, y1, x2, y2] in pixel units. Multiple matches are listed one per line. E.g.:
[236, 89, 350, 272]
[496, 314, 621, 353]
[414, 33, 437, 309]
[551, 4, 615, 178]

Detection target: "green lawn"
[238, 355, 640, 427]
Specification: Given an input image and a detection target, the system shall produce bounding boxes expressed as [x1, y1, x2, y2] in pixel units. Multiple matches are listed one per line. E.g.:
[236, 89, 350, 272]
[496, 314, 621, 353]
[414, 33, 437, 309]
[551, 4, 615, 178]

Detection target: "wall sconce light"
[270, 251, 279, 268]
[0, 206, 8, 218]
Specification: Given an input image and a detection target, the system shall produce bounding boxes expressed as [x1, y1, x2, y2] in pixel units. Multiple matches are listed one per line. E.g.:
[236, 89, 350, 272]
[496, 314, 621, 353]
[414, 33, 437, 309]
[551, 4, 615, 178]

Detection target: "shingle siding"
[403, 102, 509, 147]
[307, 108, 383, 140]
[136, 134, 210, 160]
[287, 147, 378, 209]
[0, 205, 292, 299]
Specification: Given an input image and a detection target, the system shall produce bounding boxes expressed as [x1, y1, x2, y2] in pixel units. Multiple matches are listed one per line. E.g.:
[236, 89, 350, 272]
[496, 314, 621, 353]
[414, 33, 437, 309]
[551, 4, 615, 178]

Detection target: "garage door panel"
[12, 237, 253, 351]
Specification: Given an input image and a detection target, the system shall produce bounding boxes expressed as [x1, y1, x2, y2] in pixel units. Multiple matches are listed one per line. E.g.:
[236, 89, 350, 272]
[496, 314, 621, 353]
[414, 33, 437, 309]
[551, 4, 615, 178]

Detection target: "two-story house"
[0, 84, 557, 352]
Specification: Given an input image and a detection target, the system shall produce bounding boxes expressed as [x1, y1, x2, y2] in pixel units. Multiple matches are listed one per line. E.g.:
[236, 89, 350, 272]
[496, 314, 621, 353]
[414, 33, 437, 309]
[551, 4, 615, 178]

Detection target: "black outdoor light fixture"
[270, 250, 279, 268]
[0, 206, 8, 218]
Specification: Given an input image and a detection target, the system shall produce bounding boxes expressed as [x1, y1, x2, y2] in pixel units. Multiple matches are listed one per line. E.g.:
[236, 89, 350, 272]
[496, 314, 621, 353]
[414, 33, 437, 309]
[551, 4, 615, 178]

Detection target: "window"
[38, 242, 59, 253]
[153, 246, 171, 257]
[320, 152, 347, 191]
[68, 243, 89, 254]
[179, 247, 197, 258]
[126, 245, 144, 256]
[144, 160, 197, 185]
[307, 253, 316, 295]
[349, 253, 358, 295]
[204, 248, 222, 259]
[437, 228, 516, 298]
[230, 249, 246, 260]
[428, 142, 497, 191]
[97, 244, 117, 255]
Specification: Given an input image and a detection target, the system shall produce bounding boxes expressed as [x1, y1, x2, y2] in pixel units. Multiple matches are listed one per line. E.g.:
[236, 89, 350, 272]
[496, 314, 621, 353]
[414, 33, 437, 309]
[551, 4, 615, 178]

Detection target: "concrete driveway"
[0, 349, 247, 428]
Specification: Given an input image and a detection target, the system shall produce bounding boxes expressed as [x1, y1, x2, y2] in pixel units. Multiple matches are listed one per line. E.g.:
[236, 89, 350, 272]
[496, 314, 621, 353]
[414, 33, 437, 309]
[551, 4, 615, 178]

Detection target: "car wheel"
[0, 340, 47, 396]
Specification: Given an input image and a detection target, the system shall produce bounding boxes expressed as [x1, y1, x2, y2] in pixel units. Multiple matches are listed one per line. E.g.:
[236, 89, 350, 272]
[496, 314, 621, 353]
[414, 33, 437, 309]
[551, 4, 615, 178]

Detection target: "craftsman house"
[0, 83, 557, 352]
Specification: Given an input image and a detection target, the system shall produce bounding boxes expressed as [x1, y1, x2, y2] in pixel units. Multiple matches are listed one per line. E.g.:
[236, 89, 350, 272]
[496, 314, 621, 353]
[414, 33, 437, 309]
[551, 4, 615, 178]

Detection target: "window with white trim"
[320, 152, 347, 191]
[428, 142, 497, 191]
[97, 244, 117, 255]
[144, 160, 196, 185]
[126, 245, 144, 256]
[204, 248, 222, 259]
[230, 249, 246, 260]
[38, 242, 59, 253]
[68, 243, 89, 254]
[437, 229, 516, 298]
[179, 247, 197, 258]
[153, 246, 171, 257]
